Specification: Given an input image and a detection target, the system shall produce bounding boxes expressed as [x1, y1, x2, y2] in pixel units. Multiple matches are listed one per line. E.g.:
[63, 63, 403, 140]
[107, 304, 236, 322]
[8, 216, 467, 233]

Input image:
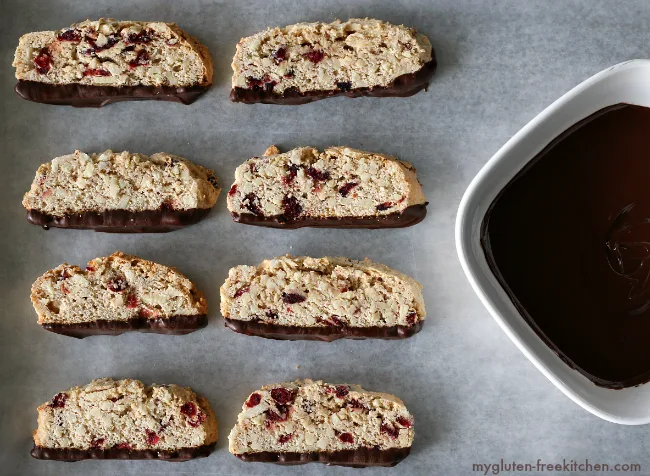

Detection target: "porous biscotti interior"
[229, 379, 413, 455]
[13, 19, 212, 87]
[31, 251, 207, 325]
[33, 378, 218, 451]
[227, 146, 426, 219]
[22, 150, 220, 215]
[232, 18, 432, 94]
[220, 255, 425, 328]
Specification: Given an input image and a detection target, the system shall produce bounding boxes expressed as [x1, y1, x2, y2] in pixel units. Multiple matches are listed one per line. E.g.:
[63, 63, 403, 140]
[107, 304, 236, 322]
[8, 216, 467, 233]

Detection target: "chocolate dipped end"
[232, 204, 427, 230]
[224, 318, 423, 342]
[15, 81, 210, 108]
[230, 58, 437, 105]
[41, 314, 208, 338]
[31, 443, 216, 462]
[234, 447, 411, 467]
[27, 207, 212, 233]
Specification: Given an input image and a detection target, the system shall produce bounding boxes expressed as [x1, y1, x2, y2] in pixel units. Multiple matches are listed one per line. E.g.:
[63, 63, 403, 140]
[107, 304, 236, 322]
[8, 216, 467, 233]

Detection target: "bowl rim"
[455, 59, 650, 425]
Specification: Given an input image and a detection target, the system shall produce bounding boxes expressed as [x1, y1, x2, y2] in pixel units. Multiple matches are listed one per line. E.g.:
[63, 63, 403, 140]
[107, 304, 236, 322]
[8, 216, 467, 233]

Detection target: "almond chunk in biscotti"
[22, 149, 220, 232]
[230, 18, 435, 104]
[31, 378, 218, 461]
[220, 255, 425, 341]
[31, 252, 208, 338]
[228, 379, 414, 467]
[14, 19, 212, 87]
[227, 146, 427, 229]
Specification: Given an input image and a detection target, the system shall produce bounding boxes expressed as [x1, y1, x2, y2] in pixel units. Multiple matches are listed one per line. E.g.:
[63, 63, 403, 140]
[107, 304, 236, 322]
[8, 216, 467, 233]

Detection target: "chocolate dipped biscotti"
[229, 379, 414, 467]
[32, 378, 218, 461]
[31, 252, 208, 337]
[13, 19, 213, 106]
[227, 146, 427, 228]
[230, 18, 435, 104]
[23, 150, 220, 232]
[220, 255, 425, 341]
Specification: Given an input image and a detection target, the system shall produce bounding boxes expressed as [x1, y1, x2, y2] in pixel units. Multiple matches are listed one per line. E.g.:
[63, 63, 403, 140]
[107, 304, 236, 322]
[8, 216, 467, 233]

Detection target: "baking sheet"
[2, 1, 649, 475]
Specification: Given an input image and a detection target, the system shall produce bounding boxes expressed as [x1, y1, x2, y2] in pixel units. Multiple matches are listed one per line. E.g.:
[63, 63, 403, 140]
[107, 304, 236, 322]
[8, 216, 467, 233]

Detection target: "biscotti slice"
[220, 255, 425, 341]
[13, 18, 212, 106]
[229, 379, 413, 467]
[32, 378, 218, 461]
[228, 146, 427, 228]
[23, 149, 220, 232]
[230, 18, 435, 104]
[31, 252, 208, 338]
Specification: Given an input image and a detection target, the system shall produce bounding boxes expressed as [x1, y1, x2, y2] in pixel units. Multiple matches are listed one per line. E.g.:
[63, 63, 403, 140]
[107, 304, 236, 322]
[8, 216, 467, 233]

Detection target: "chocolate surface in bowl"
[482, 103, 650, 389]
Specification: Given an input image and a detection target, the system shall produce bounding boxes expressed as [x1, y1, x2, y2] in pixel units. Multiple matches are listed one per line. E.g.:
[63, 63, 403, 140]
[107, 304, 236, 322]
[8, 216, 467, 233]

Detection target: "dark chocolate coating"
[41, 314, 208, 338]
[482, 104, 650, 389]
[27, 208, 212, 233]
[230, 59, 437, 105]
[31, 443, 215, 462]
[14, 81, 209, 107]
[232, 204, 427, 229]
[224, 318, 423, 341]
[234, 447, 411, 467]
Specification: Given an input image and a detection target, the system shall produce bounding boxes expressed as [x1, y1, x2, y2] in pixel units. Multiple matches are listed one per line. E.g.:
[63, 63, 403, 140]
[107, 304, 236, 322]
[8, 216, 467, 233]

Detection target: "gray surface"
[0, 0, 648, 475]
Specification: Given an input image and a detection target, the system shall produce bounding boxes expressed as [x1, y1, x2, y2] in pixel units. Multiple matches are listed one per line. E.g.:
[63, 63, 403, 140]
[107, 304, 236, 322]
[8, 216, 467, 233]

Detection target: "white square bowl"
[455, 60, 650, 425]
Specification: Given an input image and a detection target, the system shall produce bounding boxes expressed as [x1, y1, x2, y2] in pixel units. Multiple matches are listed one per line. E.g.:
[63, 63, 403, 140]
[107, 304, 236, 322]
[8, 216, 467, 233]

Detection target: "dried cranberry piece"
[271, 387, 295, 405]
[306, 166, 330, 182]
[57, 270, 71, 281]
[85, 34, 119, 53]
[339, 182, 359, 197]
[303, 49, 324, 63]
[180, 402, 198, 417]
[188, 412, 207, 427]
[113, 442, 131, 450]
[406, 311, 417, 325]
[338, 432, 354, 444]
[278, 434, 293, 444]
[58, 29, 81, 42]
[380, 423, 400, 439]
[125, 294, 138, 308]
[50, 393, 67, 408]
[396, 417, 412, 428]
[90, 437, 105, 448]
[243, 193, 262, 215]
[283, 164, 300, 186]
[34, 49, 52, 74]
[228, 184, 238, 196]
[337, 81, 352, 91]
[129, 49, 149, 68]
[272, 46, 287, 62]
[233, 286, 250, 299]
[126, 30, 153, 44]
[247, 76, 264, 89]
[84, 68, 111, 77]
[61, 284, 70, 295]
[265, 310, 278, 319]
[85, 266, 95, 272]
[139, 308, 153, 318]
[145, 429, 160, 445]
[282, 292, 306, 304]
[335, 385, 349, 398]
[245, 393, 262, 408]
[107, 277, 128, 292]
[347, 398, 366, 410]
[329, 316, 345, 326]
[281, 195, 303, 221]
[376, 202, 394, 211]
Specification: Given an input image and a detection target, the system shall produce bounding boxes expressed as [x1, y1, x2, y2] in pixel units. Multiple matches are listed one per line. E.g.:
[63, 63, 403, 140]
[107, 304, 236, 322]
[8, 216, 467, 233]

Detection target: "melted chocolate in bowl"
[482, 104, 650, 389]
